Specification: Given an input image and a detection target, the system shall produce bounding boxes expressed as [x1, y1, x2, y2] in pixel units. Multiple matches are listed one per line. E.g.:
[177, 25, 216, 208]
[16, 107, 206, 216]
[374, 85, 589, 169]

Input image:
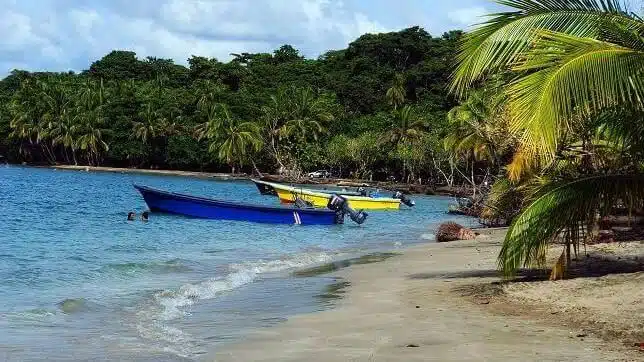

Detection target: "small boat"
[134, 185, 367, 225]
[252, 179, 363, 197]
[251, 179, 415, 210]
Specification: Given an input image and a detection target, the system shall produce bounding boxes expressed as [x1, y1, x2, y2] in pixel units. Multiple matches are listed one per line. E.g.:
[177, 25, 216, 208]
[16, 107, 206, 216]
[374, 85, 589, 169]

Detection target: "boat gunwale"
[134, 184, 336, 215]
[251, 179, 400, 203]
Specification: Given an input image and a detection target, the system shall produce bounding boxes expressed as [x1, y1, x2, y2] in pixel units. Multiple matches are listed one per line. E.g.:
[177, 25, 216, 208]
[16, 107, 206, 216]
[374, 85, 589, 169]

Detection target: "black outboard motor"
[393, 191, 415, 207]
[327, 194, 368, 225]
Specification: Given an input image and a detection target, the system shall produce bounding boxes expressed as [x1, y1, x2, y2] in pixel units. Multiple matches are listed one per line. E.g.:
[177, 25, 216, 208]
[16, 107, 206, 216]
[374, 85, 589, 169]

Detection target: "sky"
[0, 0, 501, 76]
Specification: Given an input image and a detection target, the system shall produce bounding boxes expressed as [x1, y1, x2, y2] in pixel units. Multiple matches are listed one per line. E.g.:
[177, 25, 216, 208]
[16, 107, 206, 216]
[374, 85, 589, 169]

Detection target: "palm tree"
[382, 105, 427, 182]
[8, 81, 41, 158]
[386, 73, 406, 110]
[195, 103, 262, 173]
[385, 105, 426, 145]
[49, 110, 78, 164]
[73, 79, 109, 165]
[133, 102, 180, 167]
[451, 0, 644, 277]
[445, 86, 512, 166]
[261, 86, 336, 172]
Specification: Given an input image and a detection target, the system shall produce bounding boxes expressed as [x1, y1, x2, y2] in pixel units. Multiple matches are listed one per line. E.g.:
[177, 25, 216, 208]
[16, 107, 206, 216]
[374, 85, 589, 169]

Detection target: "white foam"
[154, 251, 334, 321]
[420, 233, 435, 240]
[134, 251, 339, 358]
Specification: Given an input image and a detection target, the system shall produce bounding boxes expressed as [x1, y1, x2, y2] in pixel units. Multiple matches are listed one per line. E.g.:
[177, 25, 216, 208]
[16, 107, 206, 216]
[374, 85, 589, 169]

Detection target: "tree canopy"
[0, 27, 462, 182]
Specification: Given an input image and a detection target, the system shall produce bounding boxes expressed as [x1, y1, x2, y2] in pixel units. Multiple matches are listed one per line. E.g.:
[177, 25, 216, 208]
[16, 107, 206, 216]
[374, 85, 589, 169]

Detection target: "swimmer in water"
[141, 211, 149, 222]
[127, 211, 136, 221]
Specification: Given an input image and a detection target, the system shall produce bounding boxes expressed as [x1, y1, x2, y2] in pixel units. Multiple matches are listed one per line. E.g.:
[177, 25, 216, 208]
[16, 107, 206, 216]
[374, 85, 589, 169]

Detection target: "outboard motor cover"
[349, 209, 368, 224]
[326, 194, 367, 225]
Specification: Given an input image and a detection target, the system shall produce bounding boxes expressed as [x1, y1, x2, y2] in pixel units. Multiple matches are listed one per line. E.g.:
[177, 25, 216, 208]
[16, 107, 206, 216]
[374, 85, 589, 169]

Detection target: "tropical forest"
[1, 0, 643, 277]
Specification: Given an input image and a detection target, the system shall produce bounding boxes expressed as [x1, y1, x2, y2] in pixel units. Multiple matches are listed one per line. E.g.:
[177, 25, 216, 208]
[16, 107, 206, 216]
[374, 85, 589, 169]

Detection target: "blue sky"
[0, 0, 502, 76]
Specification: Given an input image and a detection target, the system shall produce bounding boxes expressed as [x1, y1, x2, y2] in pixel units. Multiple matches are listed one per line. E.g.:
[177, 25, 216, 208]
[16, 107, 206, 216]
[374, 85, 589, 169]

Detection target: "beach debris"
[406, 344, 420, 348]
[415, 305, 420, 309]
[435, 222, 476, 243]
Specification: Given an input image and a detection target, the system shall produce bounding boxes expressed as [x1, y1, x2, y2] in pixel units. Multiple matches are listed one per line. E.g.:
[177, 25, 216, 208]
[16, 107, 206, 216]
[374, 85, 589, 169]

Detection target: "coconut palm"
[445, 87, 511, 165]
[195, 103, 262, 173]
[452, 0, 644, 277]
[383, 105, 428, 182]
[73, 79, 109, 165]
[386, 73, 406, 110]
[261, 86, 337, 171]
[385, 105, 426, 145]
[452, 0, 644, 169]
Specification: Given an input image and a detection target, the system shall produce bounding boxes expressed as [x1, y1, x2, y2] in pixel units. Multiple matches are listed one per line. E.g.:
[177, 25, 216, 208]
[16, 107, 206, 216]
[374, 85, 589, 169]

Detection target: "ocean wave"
[134, 251, 337, 358]
[101, 259, 193, 275]
[57, 298, 93, 314]
[154, 251, 335, 321]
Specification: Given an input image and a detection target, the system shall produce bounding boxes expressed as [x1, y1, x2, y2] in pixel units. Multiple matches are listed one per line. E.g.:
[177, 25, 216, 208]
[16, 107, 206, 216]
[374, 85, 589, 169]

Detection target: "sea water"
[0, 166, 475, 361]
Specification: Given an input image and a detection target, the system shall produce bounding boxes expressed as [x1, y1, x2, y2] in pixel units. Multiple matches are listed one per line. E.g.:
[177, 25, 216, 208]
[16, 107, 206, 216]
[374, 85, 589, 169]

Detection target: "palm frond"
[507, 29, 644, 165]
[451, 0, 636, 95]
[499, 173, 644, 277]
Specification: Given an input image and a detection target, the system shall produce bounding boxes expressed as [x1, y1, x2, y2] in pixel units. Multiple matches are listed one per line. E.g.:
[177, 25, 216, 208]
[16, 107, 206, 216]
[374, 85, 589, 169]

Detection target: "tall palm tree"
[386, 73, 406, 110]
[383, 105, 427, 182]
[261, 86, 336, 172]
[73, 79, 109, 165]
[385, 105, 426, 145]
[451, 0, 644, 277]
[195, 103, 262, 173]
[49, 109, 78, 164]
[445, 86, 511, 166]
[8, 81, 41, 157]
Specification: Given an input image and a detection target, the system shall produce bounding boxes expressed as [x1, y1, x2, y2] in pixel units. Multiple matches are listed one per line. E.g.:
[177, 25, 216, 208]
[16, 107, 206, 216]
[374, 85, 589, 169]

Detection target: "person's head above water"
[127, 211, 136, 221]
[141, 211, 149, 221]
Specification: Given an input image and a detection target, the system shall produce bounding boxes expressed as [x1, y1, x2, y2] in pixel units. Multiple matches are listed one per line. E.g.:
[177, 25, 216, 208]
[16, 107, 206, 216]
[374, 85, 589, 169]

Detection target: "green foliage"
[499, 174, 644, 277]
[450, 0, 644, 277]
[0, 27, 461, 177]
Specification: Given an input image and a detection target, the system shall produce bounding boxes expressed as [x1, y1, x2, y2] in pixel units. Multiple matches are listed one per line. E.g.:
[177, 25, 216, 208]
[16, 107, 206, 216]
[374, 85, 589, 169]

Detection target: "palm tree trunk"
[40, 144, 57, 164]
[251, 159, 262, 176]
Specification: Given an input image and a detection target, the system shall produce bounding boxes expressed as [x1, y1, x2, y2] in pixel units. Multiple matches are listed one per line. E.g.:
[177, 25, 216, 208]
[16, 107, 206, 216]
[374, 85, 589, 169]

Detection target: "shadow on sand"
[409, 246, 643, 283]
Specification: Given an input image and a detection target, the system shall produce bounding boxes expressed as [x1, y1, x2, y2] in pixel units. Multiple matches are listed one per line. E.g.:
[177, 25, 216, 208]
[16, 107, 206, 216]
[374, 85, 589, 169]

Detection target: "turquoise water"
[0, 166, 474, 360]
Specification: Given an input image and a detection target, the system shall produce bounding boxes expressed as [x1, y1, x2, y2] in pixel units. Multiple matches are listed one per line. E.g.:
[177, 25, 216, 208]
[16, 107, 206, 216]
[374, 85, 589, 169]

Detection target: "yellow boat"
[252, 179, 409, 210]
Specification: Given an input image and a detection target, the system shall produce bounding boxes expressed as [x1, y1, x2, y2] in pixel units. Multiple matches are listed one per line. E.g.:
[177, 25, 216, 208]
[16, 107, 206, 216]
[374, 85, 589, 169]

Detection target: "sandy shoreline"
[48, 165, 243, 180]
[212, 230, 643, 361]
[42, 165, 447, 195]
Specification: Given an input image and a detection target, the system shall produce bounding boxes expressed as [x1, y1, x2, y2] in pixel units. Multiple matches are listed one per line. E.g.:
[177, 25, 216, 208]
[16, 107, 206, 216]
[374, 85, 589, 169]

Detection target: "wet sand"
[212, 230, 643, 361]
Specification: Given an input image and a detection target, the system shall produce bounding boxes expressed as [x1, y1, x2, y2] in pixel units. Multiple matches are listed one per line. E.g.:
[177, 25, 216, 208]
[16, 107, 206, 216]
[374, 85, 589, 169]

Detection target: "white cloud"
[447, 6, 488, 27]
[0, 0, 494, 77]
[0, 11, 44, 52]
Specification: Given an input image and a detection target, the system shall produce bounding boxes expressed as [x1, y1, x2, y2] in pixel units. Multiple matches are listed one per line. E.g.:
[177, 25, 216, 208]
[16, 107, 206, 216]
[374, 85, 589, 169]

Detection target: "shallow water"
[0, 165, 475, 360]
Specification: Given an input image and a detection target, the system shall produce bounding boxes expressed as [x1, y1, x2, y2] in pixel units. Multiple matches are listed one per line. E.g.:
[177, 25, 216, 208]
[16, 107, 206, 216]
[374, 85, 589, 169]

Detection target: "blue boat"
[133, 185, 364, 226]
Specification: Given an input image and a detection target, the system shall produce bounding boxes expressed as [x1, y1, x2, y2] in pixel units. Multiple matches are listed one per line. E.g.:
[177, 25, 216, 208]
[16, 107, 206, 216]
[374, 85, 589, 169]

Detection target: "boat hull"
[134, 185, 339, 225]
[252, 179, 362, 197]
[274, 188, 399, 210]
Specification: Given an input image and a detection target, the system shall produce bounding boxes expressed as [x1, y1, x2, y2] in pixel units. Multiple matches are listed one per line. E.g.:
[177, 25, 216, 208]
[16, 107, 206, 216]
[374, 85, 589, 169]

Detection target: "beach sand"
[212, 230, 643, 361]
